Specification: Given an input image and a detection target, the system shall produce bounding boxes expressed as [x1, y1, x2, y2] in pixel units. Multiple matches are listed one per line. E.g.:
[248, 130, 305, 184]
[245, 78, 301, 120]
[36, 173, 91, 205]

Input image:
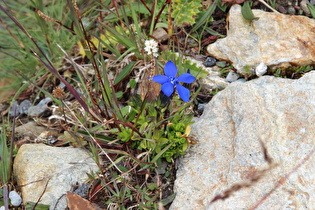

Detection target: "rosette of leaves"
[117, 94, 193, 162]
[171, 0, 202, 26]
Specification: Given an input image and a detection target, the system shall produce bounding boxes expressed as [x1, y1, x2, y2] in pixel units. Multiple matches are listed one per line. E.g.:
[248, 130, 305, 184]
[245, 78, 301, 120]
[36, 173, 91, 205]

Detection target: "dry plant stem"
[140, 0, 152, 13]
[70, 1, 117, 120]
[9, 108, 17, 182]
[153, 0, 171, 30]
[3, 185, 9, 210]
[90, 152, 150, 199]
[250, 146, 315, 209]
[258, 0, 280, 13]
[35, 9, 75, 34]
[62, 102, 122, 174]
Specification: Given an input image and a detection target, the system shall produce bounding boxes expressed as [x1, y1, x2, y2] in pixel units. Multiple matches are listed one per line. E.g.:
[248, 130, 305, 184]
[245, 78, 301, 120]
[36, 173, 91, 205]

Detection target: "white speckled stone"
[207, 5, 315, 76]
[14, 144, 98, 210]
[171, 71, 315, 209]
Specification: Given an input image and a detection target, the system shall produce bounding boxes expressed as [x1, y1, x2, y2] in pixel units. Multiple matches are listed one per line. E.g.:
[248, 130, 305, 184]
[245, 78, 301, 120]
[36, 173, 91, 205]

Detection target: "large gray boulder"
[171, 71, 315, 209]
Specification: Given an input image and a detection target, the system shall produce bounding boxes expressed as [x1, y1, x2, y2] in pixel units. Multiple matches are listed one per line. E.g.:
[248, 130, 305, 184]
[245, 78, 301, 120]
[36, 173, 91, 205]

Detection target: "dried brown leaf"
[67, 191, 104, 210]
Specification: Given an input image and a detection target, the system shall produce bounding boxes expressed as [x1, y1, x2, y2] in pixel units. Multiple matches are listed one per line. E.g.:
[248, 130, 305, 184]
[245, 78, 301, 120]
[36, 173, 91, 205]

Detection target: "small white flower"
[144, 39, 159, 57]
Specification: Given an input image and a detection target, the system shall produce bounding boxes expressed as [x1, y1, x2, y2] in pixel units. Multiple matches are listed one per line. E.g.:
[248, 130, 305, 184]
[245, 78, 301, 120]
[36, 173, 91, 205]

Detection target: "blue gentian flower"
[151, 61, 196, 102]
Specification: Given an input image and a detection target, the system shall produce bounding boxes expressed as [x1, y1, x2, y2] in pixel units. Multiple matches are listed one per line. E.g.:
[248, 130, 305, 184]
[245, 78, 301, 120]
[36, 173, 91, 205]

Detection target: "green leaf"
[241, 1, 259, 21]
[172, 0, 202, 26]
[308, 4, 315, 18]
[129, 78, 137, 88]
[148, 183, 157, 190]
[25, 202, 50, 210]
[0, 128, 10, 184]
[191, 0, 218, 32]
[114, 61, 136, 85]
[160, 193, 176, 206]
[115, 91, 123, 99]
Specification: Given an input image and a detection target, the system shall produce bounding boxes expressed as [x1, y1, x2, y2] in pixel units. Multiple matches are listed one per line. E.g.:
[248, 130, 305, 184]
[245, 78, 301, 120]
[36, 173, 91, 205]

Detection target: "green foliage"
[273, 65, 313, 78]
[117, 94, 194, 162]
[25, 202, 50, 210]
[0, 0, 79, 98]
[269, 0, 277, 9]
[163, 51, 209, 79]
[241, 1, 259, 21]
[308, 4, 315, 18]
[171, 0, 202, 26]
[0, 127, 10, 185]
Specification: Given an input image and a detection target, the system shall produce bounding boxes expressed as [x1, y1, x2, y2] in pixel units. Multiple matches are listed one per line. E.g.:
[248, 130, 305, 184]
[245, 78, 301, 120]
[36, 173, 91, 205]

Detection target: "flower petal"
[176, 84, 190, 102]
[164, 61, 178, 77]
[152, 75, 169, 84]
[177, 73, 196, 84]
[161, 82, 174, 97]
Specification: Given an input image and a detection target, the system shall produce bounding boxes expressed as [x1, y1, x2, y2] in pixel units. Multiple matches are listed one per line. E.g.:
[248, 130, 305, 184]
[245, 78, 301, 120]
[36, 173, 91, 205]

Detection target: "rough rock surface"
[207, 5, 315, 76]
[14, 144, 98, 209]
[184, 56, 229, 90]
[171, 71, 315, 209]
[15, 121, 47, 138]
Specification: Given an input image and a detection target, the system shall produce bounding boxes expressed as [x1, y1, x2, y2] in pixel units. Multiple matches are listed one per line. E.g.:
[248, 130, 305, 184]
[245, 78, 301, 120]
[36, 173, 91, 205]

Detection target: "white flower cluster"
[144, 39, 159, 57]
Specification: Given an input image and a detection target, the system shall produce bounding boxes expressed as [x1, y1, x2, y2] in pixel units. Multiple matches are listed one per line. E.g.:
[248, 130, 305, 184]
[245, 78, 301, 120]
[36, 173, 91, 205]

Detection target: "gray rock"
[225, 71, 239, 83]
[207, 5, 315, 76]
[15, 121, 46, 138]
[28, 97, 52, 117]
[171, 71, 315, 209]
[13, 144, 98, 210]
[9, 191, 22, 206]
[19, 100, 32, 115]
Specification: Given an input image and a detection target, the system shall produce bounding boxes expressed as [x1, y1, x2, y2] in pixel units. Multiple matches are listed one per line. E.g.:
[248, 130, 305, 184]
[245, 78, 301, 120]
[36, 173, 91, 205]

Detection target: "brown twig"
[32, 178, 51, 210]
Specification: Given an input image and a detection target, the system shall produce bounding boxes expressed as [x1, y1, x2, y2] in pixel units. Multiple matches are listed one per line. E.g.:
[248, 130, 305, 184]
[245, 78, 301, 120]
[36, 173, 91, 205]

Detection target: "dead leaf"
[139, 61, 160, 102]
[67, 191, 104, 210]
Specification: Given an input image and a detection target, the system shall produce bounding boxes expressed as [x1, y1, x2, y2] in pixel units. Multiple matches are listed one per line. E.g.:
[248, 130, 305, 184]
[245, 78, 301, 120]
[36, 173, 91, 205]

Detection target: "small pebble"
[9, 191, 22, 206]
[225, 71, 239, 83]
[204, 57, 216, 67]
[255, 62, 268, 77]
[287, 6, 296, 14]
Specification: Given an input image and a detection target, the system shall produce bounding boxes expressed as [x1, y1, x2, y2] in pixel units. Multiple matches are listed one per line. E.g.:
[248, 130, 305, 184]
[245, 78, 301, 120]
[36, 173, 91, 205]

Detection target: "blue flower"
[151, 61, 196, 102]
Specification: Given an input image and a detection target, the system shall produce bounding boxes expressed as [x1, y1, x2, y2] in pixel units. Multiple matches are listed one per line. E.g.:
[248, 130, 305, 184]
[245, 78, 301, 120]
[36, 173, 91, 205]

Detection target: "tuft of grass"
[271, 65, 314, 79]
